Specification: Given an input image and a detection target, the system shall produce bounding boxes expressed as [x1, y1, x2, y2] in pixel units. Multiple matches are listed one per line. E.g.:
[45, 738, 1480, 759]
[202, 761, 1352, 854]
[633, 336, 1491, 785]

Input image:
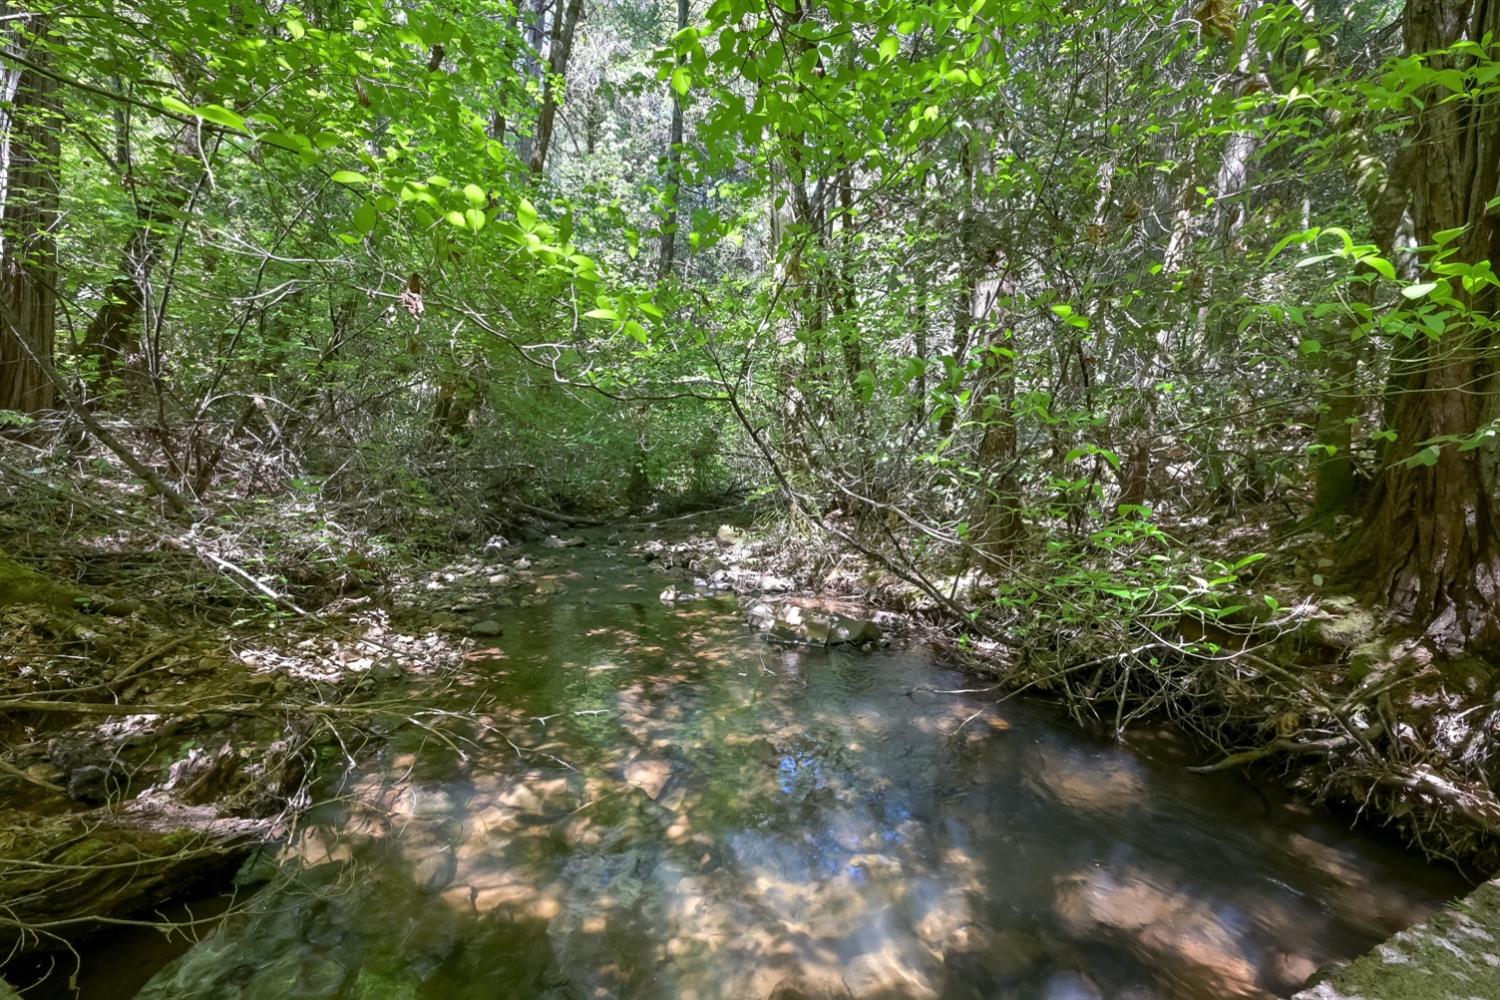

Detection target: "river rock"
[754, 602, 882, 647]
[766, 975, 852, 999]
[369, 657, 403, 681]
[412, 848, 458, 891]
[623, 758, 671, 800]
[468, 619, 503, 637]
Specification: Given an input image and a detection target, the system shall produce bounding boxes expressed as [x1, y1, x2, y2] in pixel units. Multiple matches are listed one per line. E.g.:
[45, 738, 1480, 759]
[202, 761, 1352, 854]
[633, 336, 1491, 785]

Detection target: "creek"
[111, 539, 1463, 999]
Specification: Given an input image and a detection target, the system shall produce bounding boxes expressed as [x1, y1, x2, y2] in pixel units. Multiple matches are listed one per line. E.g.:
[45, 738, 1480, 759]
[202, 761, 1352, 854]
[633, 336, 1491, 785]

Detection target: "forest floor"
[3, 440, 1499, 984]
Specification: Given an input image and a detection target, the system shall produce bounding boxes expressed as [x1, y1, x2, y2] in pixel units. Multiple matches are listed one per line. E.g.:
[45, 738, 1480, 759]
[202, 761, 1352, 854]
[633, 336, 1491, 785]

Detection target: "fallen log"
[0, 796, 272, 955]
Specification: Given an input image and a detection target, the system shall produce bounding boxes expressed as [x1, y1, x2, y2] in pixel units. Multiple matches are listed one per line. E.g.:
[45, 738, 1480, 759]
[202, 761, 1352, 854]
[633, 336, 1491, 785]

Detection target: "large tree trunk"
[527, 0, 585, 175]
[1351, 0, 1500, 652]
[0, 9, 59, 413]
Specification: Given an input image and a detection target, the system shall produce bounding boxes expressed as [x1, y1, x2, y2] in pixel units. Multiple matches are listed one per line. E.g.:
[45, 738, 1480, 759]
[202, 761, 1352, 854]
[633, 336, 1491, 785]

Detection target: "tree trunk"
[1350, 0, 1500, 652]
[527, 0, 585, 175]
[81, 125, 204, 388]
[1115, 180, 1192, 514]
[967, 269, 1022, 565]
[0, 9, 59, 413]
[656, 0, 688, 278]
[1315, 132, 1415, 515]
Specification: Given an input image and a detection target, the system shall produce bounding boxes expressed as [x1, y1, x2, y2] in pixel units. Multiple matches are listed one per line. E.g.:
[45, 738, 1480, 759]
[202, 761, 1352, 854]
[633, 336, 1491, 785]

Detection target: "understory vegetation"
[3, 0, 1500, 975]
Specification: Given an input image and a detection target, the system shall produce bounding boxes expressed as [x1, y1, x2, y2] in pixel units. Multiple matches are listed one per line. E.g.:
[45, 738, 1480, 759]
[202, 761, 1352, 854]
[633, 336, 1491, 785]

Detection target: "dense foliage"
[2, 0, 1497, 653]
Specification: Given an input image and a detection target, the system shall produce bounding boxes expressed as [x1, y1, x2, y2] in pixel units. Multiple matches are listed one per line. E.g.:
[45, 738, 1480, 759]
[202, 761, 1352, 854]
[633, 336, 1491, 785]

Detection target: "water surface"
[136, 541, 1463, 1000]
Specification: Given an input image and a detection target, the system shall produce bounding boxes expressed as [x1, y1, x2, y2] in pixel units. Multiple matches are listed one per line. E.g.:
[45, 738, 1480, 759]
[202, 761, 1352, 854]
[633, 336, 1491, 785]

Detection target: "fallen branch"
[0, 757, 63, 794]
[510, 500, 607, 527]
[1374, 765, 1500, 839]
[1189, 723, 1385, 773]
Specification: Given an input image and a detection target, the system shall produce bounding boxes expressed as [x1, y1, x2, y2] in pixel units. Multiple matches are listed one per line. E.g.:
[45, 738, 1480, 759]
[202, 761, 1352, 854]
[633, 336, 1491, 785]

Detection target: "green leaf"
[1299, 338, 1322, 355]
[584, 308, 620, 321]
[1406, 445, 1440, 467]
[517, 198, 538, 231]
[671, 66, 691, 96]
[331, 170, 370, 186]
[1401, 282, 1438, 299]
[353, 202, 378, 234]
[160, 95, 194, 117]
[194, 103, 246, 131]
[463, 183, 486, 207]
[464, 207, 486, 231]
[444, 210, 467, 228]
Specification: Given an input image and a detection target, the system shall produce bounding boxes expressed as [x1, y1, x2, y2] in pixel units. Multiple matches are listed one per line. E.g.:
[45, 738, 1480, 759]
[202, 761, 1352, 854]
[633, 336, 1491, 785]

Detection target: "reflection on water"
[138, 548, 1463, 1000]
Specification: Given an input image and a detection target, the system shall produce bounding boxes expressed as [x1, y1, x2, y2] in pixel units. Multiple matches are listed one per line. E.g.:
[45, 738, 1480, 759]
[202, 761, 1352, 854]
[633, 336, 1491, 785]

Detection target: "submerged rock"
[748, 600, 882, 647]
[468, 619, 503, 638]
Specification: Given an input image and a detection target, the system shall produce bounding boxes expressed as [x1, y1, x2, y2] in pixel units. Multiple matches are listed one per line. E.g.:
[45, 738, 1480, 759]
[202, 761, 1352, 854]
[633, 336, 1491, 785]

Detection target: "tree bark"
[527, 0, 585, 175]
[0, 8, 59, 413]
[967, 269, 1022, 565]
[1351, 0, 1500, 652]
[80, 124, 204, 388]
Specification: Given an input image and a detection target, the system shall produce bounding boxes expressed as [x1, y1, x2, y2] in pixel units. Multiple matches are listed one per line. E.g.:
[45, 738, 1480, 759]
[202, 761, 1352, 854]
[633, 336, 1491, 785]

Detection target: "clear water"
[131, 540, 1463, 1000]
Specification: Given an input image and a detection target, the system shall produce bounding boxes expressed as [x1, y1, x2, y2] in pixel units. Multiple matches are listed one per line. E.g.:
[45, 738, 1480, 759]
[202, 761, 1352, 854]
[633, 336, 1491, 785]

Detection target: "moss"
[0, 548, 84, 610]
[1347, 638, 1392, 679]
[1308, 604, 1381, 652]
[1296, 880, 1500, 999]
[53, 836, 115, 867]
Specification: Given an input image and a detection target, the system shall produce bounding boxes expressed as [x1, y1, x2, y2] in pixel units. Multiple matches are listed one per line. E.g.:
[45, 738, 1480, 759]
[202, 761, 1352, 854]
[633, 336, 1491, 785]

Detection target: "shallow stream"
[128, 539, 1462, 999]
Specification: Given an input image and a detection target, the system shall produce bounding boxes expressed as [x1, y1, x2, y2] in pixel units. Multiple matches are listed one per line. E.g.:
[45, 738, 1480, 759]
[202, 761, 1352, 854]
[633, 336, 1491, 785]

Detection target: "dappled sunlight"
[143, 552, 1463, 1000]
[1055, 868, 1263, 996]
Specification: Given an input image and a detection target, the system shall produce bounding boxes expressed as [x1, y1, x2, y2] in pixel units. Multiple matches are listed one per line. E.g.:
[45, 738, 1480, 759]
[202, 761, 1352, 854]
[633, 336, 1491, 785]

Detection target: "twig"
[0, 758, 63, 794]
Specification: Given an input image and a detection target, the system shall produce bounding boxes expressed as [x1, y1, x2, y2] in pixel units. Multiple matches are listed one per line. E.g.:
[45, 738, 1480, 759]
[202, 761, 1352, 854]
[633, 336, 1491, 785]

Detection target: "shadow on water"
[128, 546, 1463, 1000]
